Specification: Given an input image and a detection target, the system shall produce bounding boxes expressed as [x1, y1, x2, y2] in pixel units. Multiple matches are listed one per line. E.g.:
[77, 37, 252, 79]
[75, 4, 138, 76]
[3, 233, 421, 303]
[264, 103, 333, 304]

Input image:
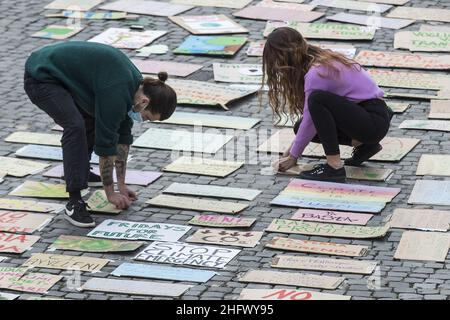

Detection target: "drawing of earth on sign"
[239, 66, 262, 76]
[174, 36, 246, 56]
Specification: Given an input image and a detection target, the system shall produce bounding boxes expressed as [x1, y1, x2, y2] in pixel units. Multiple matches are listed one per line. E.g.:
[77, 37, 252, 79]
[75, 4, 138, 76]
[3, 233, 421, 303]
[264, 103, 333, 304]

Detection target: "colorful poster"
[368, 69, 450, 90]
[233, 6, 323, 22]
[394, 231, 450, 262]
[0, 211, 52, 234]
[89, 28, 167, 49]
[5, 132, 61, 146]
[45, 10, 130, 19]
[400, 119, 450, 132]
[327, 12, 414, 30]
[23, 253, 109, 273]
[394, 31, 450, 52]
[0, 233, 40, 254]
[9, 181, 88, 199]
[186, 229, 263, 248]
[408, 180, 450, 206]
[291, 209, 373, 226]
[169, 14, 248, 34]
[213, 63, 262, 83]
[416, 154, 450, 176]
[170, 0, 252, 9]
[189, 215, 256, 228]
[0, 157, 49, 177]
[311, 0, 391, 12]
[390, 208, 450, 232]
[86, 190, 121, 214]
[173, 35, 247, 56]
[99, 0, 193, 16]
[429, 100, 450, 119]
[163, 183, 261, 201]
[50, 235, 144, 253]
[164, 156, 243, 177]
[15, 144, 99, 164]
[88, 219, 191, 242]
[239, 288, 351, 300]
[132, 59, 203, 77]
[45, 0, 103, 10]
[387, 7, 450, 23]
[0, 198, 63, 213]
[32, 25, 84, 40]
[0, 269, 62, 294]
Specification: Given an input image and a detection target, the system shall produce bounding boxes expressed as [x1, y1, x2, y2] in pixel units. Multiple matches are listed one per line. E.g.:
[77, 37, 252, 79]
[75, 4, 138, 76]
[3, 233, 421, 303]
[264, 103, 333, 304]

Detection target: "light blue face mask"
[128, 107, 143, 123]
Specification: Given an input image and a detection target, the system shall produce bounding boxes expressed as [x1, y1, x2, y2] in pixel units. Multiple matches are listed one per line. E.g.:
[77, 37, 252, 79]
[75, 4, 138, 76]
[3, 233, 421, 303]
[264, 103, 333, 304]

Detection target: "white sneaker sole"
[64, 211, 96, 228]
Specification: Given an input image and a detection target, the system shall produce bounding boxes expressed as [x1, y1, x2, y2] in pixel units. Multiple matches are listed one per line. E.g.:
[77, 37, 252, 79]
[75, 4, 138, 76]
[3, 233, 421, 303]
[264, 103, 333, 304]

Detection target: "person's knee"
[308, 90, 330, 114]
[64, 117, 86, 135]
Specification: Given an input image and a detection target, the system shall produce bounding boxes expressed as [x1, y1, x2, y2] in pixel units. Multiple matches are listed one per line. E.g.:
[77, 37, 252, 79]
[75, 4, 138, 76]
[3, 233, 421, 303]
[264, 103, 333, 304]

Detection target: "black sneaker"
[299, 163, 346, 183]
[64, 200, 95, 228]
[344, 143, 382, 167]
[88, 171, 103, 187]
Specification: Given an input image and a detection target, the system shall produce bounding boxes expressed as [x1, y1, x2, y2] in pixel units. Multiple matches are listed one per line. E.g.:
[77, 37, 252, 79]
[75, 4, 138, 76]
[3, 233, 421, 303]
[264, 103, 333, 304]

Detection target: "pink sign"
[291, 209, 373, 226]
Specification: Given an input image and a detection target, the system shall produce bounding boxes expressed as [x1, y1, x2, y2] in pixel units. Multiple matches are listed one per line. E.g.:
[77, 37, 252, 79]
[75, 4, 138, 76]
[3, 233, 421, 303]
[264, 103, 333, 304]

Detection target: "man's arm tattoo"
[116, 144, 129, 186]
[99, 156, 115, 193]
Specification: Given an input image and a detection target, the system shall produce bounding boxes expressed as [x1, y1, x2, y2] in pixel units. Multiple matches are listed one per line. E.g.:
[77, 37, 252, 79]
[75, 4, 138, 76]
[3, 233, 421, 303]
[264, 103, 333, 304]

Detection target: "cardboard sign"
[89, 28, 167, 49]
[239, 288, 351, 300]
[45, 0, 103, 10]
[16, 144, 99, 164]
[0, 198, 63, 213]
[174, 35, 247, 56]
[420, 25, 450, 33]
[356, 50, 450, 70]
[239, 270, 344, 290]
[0, 269, 62, 294]
[32, 25, 84, 39]
[213, 63, 262, 84]
[146, 195, 248, 214]
[246, 41, 265, 57]
[263, 21, 376, 40]
[0, 292, 19, 300]
[394, 31, 450, 52]
[386, 91, 449, 100]
[0, 211, 52, 234]
[50, 235, 144, 253]
[233, 6, 324, 23]
[99, 0, 193, 16]
[132, 128, 233, 154]
[394, 231, 450, 262]
[417, 154, 450, 176]
[5, 132, 61, 146]
[132, 59, 203, 77]
[112, 263, 216, 282]
[158, 111, 261, 130]
[400, 119, 450, 132]
[136, 44, 169, 57]
[408, 180, 450, 206]
[350, 0, 408, 4]
[169, 14, 248, 34]
[256, 0, 314, 10]
[9, 181, 88, 199]
[82, 278, 192, 297]
[387, 102, 411, 113]
[272, 255, 377, 274]
[45, 10, 130, 19]
[0, 157, 49, 177]
[267, 219, 390, 239]
[291, 209, 372, 226]
[88, 219, 191, 242]
[171, 0, 252, 9]
[186, 229, 263, 248]
[23, 253, 109, 273]
[390, 208, 450, 232]
[387, 7, 450, 23]
[166, 79, 256, 109]
[189, 215, 256, 228]
[86, 190, 121, 214]
[0, 233, 40, 254]
[311, 0, 391, 12]
[327, 12, 414, 30]
[429, 100, 450, 119]
[268, 237, 368, 257]
[368, 69, 450, 90]
[164, 156, 243, 177]
[164, 183, 261, 201]
[135, 241, 240, 269]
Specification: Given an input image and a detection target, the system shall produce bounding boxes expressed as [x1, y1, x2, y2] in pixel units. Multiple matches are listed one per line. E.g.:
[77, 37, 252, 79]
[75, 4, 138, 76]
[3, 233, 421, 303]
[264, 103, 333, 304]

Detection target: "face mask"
[128, 107, 143, 123]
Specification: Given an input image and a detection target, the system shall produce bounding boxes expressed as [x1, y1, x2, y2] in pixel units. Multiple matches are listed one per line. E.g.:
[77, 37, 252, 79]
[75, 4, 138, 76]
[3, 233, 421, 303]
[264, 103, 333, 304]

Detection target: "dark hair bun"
[158, 71, 168, 83]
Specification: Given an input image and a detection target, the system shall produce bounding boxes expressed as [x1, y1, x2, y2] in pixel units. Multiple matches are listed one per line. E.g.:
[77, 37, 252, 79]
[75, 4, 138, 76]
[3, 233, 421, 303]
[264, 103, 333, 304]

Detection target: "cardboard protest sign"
[174, 35, 247, 56]
[32, 25, 83, 40]
[158, 111, 261, 130]
[0, 211, 52, 234]
[23, 253, 109, 273]
[311, 0, 391, 12]
[89, 28, 167, 49]
[416, 154, 450, 176]
[368, 69, 450, 90]
[420, 25, 450, 33]
[356, 50, 450, 70]
[394, 31, 450, 52]
[15, 144, 99, 164]
[169, 14, 248, 34]
[408, 180, 450, 206]
[390, 208, 450, 232]
[147, 195, 248, 214]
[5, 132, 61, 146]
[45, 0, 103, 10]
[429, 100, 450, 119]
[0, 198, 63, 213]
[171, 0, 252, 9]
[45, 10, 130, 19]
[291, 209, 373, 226]
[86, 190, 121, 214]
[88, 219, 190, 242]
[9, 181, 88, 199]
[313, 43, 357, 58]
[387, 102, 411, 113]
[164, 156, 243, 177]
[246, 41, 265, 57]
[166, 79, 257, 109]
[0, 157, 49, 177]
[187, 229, 263, 248]
[99, 0, 193, 16]
[239, 288, 351, 300]
[265, 237, 368, 256]
[232, 6, 324, 23]
[135, 241, 240, 269]
[136, 44, 169, 57]
[213, 63, 262, 84]
[189, 215, 256, 228]
[0, 270, 62, 294]
[256, 0, 314, 10]
[400, 120, 450, 132]
[132, 128, 233, 154]
[385, 91, 450, 100]
[263, 21, 376, 40]
[349, 0, 408, 4]
[387, 7, 450, 23]
[267, 219, 390, 239]
[132, 59, 203, 77]
[112, 263, 216, 282]
[50, 235, 145, 253]
[0, 233, 40, 254]
[326, 12, 414, 30]
[0, 292, 19, 300]
[272, 255, 377, 274]
[394, 231, 450, 262]
[164, 183, 261, 201]
[239, 270, 344, 290]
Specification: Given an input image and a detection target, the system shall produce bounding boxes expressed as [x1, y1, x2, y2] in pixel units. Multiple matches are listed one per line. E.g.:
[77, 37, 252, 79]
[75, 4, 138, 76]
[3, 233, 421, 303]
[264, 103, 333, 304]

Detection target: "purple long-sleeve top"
[289, 63, 384, 159]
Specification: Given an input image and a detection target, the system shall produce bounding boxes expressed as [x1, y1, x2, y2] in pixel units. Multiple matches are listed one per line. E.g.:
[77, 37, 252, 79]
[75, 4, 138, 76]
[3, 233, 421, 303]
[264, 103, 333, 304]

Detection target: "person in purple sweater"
[263, 27, 393, 183]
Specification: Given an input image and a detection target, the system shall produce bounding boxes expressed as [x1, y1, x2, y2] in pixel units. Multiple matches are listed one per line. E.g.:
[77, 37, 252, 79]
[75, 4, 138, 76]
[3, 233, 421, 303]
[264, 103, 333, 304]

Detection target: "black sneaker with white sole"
[64, 200, 95, 228]
[299, 163, 347, 183]
[344, 143, 382, 167]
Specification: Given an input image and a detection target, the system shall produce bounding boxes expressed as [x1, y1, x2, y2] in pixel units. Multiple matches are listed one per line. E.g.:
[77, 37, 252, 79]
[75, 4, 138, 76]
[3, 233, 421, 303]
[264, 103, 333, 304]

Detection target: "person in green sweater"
[24, 41, 177, 228]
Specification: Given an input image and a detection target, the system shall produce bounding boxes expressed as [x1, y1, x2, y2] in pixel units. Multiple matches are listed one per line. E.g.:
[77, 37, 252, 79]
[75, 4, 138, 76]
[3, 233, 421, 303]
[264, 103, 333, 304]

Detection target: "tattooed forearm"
[115, 144, 129, 186]
[99, 156, 115, 195]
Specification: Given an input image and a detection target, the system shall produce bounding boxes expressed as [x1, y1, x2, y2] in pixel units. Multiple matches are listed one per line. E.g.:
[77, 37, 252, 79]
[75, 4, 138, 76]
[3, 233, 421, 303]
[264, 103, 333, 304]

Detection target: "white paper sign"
[89, 28, 167, 49]
[163, 183, 261, 201]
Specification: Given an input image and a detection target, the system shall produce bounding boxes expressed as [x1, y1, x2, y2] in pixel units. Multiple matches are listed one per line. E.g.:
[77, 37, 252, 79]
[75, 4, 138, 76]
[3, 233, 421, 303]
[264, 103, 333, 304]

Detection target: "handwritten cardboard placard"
[390, 208, 450, 232]
[16, 144, 99, 164]
[5, 132, 61, 146]
[100, 0, 193, 16]
[394, 31, 450, 52]
[164, 156, 243, 177]
[9, 181, 88, 199]
[146, 195, 248, 214]
[45, 10, 130, 19]
[312, 43, 357, 58]
[0, 233, 40, 254]
[256, 0, 314, 10]
[187, 229, 263, 248]
[86, 190, 121, 214]
[45, 0, 103, 10]
[189, 215, 256, 228]
[387, 101, 411, 113]
[135, 241, 240, 269]
[420, 25, 450, 33]
[387, 7, 450, 23]
[326, 12, 414, 30]
[0, 157, 49, 178]
[239, 288, 351, 300]
[291, 209, 372, 226]
[89, 28, 167, 49]
[356, 50, 450, 70]
[171, 0, 252, 9]
[311, 0, 391, 12]
[0, 198, 63, 213]
[174, 35, 247, 56]
[50, 235, 145, 253]
[0, 270, 62, 294]
[0, 292, 19, 300]
[164, 183, 261, 201]
[239, 270, 344, 290]
[400, 119, 450, 132]
[112, 263, 216, 282]
[88, 219, 191, 242]
[246, 41, 265, 57]
[169, 14, 248, 34]
[408, 180, 450, 206]
[267, 219, 390, 239]
[429, 100, 450, 119]
[394, 231, 450, 262]
[132, 59, 203, 77]
[233, 6, 323, 23]
[158, 111, 261, 130]
[417, 154, 450, 176]
[368, 69, 450, 90]
[213, 63, 262, 84]
[263, 21, 376, 40]
[272, 255, 377, 274]
[32, 25, 84, 39]
[23, 253, 109, 273]
[0, 211, 52, 234]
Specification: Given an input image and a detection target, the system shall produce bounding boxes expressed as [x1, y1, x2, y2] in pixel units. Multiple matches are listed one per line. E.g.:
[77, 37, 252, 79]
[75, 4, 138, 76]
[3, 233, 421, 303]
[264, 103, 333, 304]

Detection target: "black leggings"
[294, 90, 393, 155]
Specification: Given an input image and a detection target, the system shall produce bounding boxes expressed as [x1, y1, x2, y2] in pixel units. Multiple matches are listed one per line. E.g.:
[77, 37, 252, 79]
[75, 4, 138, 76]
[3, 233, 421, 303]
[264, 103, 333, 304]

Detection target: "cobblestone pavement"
[0, 0, 449, 300]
